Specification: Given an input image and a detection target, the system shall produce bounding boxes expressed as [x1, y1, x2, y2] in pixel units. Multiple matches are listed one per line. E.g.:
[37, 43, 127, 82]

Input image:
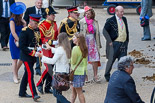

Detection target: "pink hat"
[84, 6, 91, 12]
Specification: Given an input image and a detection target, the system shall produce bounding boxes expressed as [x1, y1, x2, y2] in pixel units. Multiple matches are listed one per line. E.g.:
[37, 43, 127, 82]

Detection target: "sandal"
[13, 77, 19, 84]
[93, 76, 101, 83]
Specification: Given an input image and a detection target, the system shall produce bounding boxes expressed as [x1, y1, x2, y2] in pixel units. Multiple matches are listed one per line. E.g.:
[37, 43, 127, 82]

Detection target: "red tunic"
[39, 19, 58, 57]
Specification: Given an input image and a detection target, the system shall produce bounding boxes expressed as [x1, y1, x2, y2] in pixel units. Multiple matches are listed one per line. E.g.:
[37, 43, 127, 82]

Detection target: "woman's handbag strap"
[73, 57, 83, 72]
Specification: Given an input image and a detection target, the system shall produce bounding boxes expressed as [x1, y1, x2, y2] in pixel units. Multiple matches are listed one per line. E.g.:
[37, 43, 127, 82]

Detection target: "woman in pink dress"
[79, 6, 102, 82]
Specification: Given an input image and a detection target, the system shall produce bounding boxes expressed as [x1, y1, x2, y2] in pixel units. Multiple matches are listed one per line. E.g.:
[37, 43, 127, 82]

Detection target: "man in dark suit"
[104, 56, 144, 103]
[0, 0, 15, 50]
[24, 0, 45, 76]
[140, 0, 152, 41]
[24, 0, 44, 24]
[103, 6, 129, 82]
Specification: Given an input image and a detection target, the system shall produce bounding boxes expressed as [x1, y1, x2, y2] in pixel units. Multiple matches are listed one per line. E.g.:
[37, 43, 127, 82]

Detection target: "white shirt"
[2, 0, 10, 18]
[115, 14, 123, 26]
[115, 14, 120, 21]
[35, 6, 42, 15]
[42, 46, 70, 73]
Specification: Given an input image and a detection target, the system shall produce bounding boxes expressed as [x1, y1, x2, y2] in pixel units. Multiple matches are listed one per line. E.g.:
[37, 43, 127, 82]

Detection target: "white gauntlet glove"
[35, 52, 40, 57]
[53, 40, 58, 45]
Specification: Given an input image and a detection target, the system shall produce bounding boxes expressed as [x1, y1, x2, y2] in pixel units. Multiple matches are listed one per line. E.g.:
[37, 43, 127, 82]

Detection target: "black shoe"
[36, 69, 41, 76]
[105, 76, 110, 82]
[105, 78, 110, 82]
[45, 89, 53, 94]
[19, 93, 32, 98]
[141, 37, 151, 41]
[33, 95, 40, 102]
[104, 74, 110, 82]
[2, 47, 7, 51]
[37, 86, 43, 94]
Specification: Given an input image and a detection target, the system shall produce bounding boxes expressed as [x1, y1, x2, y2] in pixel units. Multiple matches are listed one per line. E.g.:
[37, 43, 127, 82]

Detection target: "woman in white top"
[38, 32, 71, 103]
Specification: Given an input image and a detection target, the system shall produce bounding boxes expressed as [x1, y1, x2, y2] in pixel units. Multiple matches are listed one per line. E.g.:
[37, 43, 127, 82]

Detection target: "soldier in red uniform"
[36, 6, 58, 94]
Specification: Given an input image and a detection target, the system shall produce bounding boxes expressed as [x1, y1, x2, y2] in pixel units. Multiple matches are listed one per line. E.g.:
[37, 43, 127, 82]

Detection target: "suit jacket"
[103, 15, 129, 59]
[103, 15, 129, 42]
[104, 70, 144, 103]
[23, 6, 45, 25]
[140, 0, 153, 18]
[0, 0, 15, 17]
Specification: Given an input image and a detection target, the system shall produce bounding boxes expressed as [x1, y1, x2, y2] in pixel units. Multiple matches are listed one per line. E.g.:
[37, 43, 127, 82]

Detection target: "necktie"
[5, 1, 8, 17]
[119, 18, 123, 29]
[38, 10, 40, 15]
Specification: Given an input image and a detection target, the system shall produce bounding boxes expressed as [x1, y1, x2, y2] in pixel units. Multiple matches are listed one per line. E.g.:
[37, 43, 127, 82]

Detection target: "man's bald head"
[115, 6, 124, 12]
[115, 6, 124, 18]
[35, 0, 43, 9]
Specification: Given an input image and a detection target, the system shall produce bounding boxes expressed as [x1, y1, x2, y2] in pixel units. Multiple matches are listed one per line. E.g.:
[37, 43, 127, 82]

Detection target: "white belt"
[28, 47, 35, 50]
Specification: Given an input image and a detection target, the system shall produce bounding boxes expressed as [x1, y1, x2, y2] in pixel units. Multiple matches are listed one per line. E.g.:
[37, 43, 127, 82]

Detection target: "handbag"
[69, 57, 83, 81]
[140, 18, 149, 27]
[52, 73, 70, 91]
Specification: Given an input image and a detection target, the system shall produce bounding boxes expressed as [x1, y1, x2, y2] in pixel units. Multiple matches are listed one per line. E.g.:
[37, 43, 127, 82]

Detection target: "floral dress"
[85, 24, 100, 62]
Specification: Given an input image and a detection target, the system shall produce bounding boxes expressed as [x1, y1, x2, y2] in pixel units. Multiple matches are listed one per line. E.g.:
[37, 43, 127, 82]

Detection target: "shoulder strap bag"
[69, 57, 83, 81]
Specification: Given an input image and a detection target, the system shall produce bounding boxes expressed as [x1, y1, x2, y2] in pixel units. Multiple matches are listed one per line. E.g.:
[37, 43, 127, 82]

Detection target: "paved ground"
[0, 0, 155, 103]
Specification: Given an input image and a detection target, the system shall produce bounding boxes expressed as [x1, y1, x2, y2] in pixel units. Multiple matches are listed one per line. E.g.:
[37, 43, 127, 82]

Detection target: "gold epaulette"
[68, 17, 76, 22]
[65, 18, 78, 38]
[22, 26, 28, 31]
[48, 40, 52, 45]
[38, 19, 45, 27]
[61, 18, 68, 24]
[59, 18, 68, 33]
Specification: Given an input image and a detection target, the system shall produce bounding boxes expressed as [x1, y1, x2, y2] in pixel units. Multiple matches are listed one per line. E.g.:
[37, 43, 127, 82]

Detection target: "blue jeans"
[143, 24, 151, 39]
[53, 88, 70, 103]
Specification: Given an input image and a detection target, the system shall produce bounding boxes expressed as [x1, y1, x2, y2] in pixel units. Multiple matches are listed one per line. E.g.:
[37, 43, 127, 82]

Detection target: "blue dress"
[9, 18, 23, 59]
